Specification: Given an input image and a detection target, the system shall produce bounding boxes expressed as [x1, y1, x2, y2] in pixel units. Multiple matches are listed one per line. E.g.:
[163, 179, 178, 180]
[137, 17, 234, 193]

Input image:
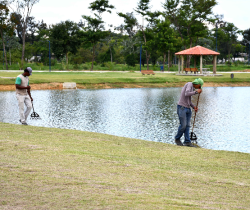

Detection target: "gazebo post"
[194, 56, 196, 68]
[213, 55, 217, 74]
[178, 55, 181, 74]
[200, 55, 203, 74]
[181, 55, 184, 74]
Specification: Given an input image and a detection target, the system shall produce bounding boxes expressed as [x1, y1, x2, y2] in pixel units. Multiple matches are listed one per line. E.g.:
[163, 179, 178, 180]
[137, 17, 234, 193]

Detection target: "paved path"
[0, 70, 250, 74]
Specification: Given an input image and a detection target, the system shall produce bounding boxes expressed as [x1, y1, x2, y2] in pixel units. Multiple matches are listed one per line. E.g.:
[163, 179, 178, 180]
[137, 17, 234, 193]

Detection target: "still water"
[0, 87, 250, 153]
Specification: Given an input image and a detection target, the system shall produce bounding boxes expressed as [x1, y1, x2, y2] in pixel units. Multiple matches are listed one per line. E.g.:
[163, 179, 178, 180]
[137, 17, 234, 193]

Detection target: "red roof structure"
[175, 45, 220, 56]
[175, 45, 220, 75]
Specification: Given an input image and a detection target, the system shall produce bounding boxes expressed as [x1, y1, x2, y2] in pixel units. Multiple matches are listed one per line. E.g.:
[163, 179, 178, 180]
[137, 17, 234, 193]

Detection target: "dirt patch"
[0, 83, 63, 91]
[1, 82, 250, 91]
[236, 69, 250, 72]
[203, 82, 250, 87]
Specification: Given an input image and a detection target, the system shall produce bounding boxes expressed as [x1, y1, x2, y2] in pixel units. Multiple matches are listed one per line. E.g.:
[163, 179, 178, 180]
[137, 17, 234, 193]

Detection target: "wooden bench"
[184, 68, 198, 74]
[141, 70, 155, 75]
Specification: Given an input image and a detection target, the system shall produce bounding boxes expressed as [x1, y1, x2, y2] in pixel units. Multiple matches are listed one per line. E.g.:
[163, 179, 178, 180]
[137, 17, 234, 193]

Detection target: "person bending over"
[175, 78, 203, 147]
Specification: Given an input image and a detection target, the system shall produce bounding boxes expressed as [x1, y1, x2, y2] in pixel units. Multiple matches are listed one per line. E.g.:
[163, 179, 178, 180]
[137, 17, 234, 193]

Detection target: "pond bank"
[1, 81, 250, 91]
[0, 122, 250, 209]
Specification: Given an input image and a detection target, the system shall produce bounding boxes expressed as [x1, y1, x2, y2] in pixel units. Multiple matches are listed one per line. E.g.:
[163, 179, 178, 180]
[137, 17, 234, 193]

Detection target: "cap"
[192, 78, 204, 88]
[26, 67, 32, 75]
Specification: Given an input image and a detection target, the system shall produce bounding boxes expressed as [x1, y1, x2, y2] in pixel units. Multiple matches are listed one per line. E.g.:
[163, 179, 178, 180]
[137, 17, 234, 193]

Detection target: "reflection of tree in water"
[136, 88, 181, 141]
[45, 89, 108, 131]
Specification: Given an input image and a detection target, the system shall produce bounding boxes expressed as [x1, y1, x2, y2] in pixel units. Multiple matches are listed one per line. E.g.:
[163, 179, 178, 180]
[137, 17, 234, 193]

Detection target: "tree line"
[0, 0, 250, 71]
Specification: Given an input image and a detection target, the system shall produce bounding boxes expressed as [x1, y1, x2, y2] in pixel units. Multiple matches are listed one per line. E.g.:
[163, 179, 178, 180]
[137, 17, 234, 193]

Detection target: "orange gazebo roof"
[175, 46, 220, 55]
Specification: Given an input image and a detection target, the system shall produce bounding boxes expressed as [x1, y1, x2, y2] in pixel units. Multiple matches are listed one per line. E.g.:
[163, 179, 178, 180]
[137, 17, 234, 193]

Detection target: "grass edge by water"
[0, 122, 250, 209]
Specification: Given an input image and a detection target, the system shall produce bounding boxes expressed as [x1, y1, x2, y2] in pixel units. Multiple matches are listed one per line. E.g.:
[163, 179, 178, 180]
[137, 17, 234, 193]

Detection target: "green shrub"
[72, 56, 83, 64]
[82, 65, 89, 70]
[233, 61, 239, 66]
[86, 61, 97, 66]
[125, 54, 136, 67]
[226, 61, 232, 66]
[104, 62, 115, 70]
[73, 64, 80, 70]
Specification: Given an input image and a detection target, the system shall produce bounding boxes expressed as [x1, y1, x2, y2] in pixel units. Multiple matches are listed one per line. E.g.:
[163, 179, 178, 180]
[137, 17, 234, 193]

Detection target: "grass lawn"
[0, 122, 250, 209]
[1, 71, 250, 89]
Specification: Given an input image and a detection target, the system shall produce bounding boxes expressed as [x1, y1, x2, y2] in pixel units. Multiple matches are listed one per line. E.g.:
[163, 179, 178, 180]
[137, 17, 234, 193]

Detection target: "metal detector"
[190, 93, 200, 144]
[30, 101, 41, 120]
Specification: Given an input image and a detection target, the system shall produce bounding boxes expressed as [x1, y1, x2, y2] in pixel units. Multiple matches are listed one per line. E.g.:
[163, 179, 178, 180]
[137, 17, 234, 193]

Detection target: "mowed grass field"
[0, 71, 250, 88]
[0, 122, 250, 209]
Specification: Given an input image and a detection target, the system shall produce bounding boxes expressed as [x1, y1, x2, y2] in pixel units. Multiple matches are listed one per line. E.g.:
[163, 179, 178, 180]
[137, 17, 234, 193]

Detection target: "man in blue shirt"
[15, 67, 33, 125]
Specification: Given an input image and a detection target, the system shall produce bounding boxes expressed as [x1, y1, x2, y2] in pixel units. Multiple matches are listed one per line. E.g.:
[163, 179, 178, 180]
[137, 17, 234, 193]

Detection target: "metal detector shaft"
[29, 91, 41, 120]
[32, 101, 35, 112]
[192, 93, 200, 133]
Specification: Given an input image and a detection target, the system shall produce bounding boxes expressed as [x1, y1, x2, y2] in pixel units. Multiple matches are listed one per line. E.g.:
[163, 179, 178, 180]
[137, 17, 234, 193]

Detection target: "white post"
[200, 55, 203, 74]
[178, 55, 181, 74]
[213, 55, 217, 75]
[181, 55, 184, 74]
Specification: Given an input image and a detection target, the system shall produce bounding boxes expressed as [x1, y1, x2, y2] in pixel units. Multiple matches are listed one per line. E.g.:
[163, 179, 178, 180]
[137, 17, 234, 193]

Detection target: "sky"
[30, 0, 249, 40]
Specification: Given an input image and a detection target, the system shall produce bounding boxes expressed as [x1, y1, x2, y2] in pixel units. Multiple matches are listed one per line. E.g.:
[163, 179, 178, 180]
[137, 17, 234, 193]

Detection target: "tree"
[81, 0, 115, 70]
[50, 20, 81, 66]
[116, 12, 137, 36]
[163, 0, 217, 66]
[10, 0, 39, 69]
[102, 32, 122, 63]
[134, 0, 161, 70]
[232, 43, 245, 61]
[125, 53, 136, 67]
[215, 23, 241, 62]
[155, 19, 179, 71]
[242, 29, 250, 60]
[116, 12, 139, 64]
[223, 23, 241, 60]
[242, 29, 250, 45]
[16, 16, 42, 44]
[2, 34, 20, 65]
[163, 0, 217, 47]
[0, 2, 17, 70]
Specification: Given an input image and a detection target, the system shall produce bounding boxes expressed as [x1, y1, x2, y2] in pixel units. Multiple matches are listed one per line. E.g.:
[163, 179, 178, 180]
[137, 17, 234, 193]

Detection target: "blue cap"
[26, 67, 32, 75]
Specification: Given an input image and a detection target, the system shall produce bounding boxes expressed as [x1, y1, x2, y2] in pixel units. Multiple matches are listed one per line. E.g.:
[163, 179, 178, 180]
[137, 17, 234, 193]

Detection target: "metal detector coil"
[190, 132, 197, 143]
[30, 111, 41, 120]
[30, 101, 41, 120]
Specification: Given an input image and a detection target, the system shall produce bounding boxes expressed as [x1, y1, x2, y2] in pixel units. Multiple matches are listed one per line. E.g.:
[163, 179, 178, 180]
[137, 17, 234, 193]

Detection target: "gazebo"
[175, 46, 220, 75]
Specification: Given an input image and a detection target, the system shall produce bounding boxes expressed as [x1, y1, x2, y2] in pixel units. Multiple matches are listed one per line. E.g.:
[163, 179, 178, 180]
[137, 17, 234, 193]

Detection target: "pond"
[1, 87, 250, 153]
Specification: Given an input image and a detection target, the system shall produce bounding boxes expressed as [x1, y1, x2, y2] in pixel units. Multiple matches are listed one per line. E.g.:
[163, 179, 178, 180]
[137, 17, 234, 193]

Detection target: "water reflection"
[0, 87, 250, 153]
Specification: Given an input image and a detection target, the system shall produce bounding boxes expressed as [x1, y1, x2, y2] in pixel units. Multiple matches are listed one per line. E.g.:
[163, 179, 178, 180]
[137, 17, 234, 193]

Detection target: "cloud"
[32, 0, 163, 27]
[31, 0, 249, 33]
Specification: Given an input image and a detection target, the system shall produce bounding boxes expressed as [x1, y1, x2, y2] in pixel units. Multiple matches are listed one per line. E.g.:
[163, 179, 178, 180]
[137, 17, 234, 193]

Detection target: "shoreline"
[1, 82, 250, 91]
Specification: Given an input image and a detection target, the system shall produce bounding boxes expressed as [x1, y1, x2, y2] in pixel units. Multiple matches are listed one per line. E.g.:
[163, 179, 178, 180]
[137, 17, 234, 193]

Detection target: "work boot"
[175, 139, 183, 146]
[19, 120, 28, 125]
[183, 142, 194, 147]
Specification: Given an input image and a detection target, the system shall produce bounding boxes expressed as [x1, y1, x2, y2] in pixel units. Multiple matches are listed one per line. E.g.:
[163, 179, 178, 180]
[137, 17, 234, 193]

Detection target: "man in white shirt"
[15, 67, 33, 125]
